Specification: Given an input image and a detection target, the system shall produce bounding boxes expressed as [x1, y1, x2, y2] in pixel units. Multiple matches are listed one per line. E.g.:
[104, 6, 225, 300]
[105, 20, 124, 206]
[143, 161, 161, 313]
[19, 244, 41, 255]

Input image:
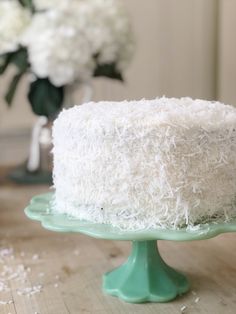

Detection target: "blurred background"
[0, 0, 236, 167]
[1, 2, 236, 312]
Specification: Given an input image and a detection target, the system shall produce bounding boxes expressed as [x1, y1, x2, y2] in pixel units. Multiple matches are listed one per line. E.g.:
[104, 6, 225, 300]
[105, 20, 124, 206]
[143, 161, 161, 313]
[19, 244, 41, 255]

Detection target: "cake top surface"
[54, 97, 236, 132]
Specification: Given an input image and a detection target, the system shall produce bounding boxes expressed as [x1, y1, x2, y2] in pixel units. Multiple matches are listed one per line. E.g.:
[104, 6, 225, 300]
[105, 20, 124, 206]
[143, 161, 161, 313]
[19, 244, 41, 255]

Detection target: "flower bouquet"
[0, 0, 134, 183]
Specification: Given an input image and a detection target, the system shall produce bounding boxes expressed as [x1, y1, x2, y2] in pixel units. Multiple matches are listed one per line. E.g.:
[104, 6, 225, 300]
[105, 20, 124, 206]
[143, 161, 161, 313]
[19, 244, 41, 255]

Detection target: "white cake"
[52, 97, 236, 230]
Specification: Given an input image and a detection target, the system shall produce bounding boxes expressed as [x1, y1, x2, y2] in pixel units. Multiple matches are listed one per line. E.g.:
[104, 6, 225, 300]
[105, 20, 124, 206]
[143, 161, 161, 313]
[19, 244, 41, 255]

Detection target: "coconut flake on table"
[180, 305, 187, 313]
[0, 246, 44, 297]
[17, 284, 43, 297]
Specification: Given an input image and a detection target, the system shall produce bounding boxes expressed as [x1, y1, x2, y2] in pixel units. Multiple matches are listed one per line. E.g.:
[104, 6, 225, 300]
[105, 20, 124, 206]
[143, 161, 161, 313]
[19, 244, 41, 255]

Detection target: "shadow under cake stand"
[24, 193, 236, 303]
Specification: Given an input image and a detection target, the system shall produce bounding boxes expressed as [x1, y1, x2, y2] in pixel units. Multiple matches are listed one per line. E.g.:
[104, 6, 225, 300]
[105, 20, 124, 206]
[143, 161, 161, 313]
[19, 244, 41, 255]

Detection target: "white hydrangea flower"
[0, 0, 30, 55]
[84, 0, 134, 71]
[22, 9, 95, 86]
[22, 0, 134, 86]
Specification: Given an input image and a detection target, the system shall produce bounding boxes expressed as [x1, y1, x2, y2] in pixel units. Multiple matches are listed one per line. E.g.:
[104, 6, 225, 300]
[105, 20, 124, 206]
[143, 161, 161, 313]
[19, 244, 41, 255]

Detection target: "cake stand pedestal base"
[104, 240, 189, 303]
[8, 163, 52, 184]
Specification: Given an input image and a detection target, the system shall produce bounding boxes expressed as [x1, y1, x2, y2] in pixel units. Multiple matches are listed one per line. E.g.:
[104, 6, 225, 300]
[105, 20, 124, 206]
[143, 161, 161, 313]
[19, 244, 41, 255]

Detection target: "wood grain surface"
[0, 167, 236, 314]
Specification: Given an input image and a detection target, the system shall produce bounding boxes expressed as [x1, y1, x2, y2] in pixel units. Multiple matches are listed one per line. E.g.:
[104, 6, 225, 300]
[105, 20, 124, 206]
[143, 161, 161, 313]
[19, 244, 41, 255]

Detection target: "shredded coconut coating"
[52, 97, 236, 230]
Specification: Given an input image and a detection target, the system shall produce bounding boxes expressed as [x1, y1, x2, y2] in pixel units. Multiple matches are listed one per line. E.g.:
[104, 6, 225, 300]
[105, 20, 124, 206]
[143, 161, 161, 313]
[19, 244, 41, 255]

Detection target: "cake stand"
[24, 193, 236, 303]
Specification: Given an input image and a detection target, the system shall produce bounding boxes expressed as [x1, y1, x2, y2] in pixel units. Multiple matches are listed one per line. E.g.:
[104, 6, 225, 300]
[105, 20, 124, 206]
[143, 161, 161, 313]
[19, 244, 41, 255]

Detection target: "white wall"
[93, 0, 218, 100]
[154, 0, 218, 99]
[218, 0, 236, 105]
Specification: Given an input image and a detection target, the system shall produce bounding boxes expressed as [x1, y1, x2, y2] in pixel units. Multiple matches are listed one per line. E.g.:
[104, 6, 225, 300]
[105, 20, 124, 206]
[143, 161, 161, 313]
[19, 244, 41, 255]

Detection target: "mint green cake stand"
[24, 193, 236, 303]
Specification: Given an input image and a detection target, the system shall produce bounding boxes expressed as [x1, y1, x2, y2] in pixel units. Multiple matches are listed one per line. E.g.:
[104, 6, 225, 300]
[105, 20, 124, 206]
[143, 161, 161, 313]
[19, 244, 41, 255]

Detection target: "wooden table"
[0, 167, 236, 314]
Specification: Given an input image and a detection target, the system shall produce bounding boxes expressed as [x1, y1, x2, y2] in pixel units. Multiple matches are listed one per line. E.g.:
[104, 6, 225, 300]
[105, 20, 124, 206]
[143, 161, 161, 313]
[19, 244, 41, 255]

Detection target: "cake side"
[52, 97, 236, 230]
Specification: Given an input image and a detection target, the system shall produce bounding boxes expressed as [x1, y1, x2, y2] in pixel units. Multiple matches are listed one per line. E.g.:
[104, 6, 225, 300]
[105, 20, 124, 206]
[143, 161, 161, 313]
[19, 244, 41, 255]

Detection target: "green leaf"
[2, 48, 29, 106]
[0, 48, 28, 76]
[18, 0, 34, 10]
[10, 47, 28, 72]
[4, 72, 24, 106]
[28, 78, 64, 118]
[94, 63, 123, 81]
[0, 54, 11, 75]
